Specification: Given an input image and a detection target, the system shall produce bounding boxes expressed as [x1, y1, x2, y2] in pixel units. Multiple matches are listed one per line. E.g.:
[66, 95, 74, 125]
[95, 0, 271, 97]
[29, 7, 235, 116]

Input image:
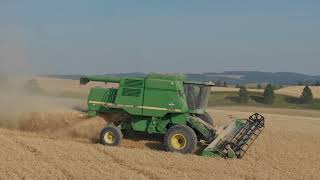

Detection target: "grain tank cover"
[147, 73, 187, 81]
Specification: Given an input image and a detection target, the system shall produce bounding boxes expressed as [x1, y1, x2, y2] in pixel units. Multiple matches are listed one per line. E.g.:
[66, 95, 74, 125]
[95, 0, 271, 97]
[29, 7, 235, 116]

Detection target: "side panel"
[115, 78, 145, 115]
[171, 113, 188, 125]
[131, 119, 150, 132]
[129, 114, 189, 134]
[87, 87, 113, 115]
[142, 79, 188, 117]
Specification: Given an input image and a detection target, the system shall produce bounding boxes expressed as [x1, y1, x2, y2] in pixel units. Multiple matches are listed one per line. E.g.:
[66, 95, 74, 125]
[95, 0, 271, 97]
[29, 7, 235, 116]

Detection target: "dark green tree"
[238, 86, 249, 103]
[300, 86, 313, 104]
[235, 84, 240, 88]
[263, 84, 275, 104]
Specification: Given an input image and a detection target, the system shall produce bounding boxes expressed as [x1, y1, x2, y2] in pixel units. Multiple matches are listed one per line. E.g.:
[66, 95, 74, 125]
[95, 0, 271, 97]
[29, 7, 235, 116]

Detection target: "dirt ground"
[0, 100, 319, 180]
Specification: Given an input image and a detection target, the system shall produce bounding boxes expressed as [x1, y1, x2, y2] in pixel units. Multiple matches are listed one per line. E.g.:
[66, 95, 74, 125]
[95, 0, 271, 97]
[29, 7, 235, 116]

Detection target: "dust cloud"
[0, 75, 106, 142]
[0, 28, 107, 141]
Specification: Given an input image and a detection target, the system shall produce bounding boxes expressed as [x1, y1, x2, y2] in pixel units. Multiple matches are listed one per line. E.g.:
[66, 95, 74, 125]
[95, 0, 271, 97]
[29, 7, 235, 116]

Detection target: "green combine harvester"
[80, 73, 265, 158]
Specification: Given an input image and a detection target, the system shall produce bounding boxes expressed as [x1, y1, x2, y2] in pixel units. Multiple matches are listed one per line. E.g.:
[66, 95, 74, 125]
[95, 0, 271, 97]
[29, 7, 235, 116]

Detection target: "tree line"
[238, 84, 314, 105]
[297, 81, 320, 86]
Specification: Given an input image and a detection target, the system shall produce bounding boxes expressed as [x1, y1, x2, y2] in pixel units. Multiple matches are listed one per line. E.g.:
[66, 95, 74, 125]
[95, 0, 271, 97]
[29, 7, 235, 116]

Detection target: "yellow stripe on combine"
[88, 101, 182, 112]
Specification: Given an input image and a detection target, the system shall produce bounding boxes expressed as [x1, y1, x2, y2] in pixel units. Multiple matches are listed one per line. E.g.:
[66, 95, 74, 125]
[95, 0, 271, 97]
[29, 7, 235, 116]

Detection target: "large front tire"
[100, 125, 123, 146]
[164, 125, 197, 154]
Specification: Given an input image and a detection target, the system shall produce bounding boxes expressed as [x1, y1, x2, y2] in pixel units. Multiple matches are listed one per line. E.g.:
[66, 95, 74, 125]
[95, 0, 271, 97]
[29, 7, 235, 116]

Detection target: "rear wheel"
[164, 125, 197, 154]
[100, 125, 123, 146]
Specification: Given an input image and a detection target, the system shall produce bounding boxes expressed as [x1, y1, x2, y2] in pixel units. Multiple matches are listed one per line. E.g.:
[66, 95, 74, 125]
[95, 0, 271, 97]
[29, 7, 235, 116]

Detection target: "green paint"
[201, 150, 221, 157]
[188, 116, 213, 141]
[81, 73, 263, 158]
[132, 119, 149, 132]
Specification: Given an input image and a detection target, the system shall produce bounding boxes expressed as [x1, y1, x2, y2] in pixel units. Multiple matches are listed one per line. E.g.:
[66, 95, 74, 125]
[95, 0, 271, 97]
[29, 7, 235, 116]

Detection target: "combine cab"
[80, 73, 265, 158]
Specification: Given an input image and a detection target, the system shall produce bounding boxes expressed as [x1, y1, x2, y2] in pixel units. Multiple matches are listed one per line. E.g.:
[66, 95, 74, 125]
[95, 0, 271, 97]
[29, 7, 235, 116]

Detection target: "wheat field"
[0, 103, 319, 179]
[276, 86, 320, 98]
[0, 77, 319, 179]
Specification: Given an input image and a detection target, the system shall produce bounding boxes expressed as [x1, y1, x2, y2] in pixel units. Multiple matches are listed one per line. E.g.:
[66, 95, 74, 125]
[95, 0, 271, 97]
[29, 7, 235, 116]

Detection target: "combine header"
[80, 73, 265, 158]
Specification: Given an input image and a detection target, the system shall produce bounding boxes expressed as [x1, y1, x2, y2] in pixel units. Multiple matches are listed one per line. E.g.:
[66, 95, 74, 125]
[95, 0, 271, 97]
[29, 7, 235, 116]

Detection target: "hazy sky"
[0, 0, 319, 75]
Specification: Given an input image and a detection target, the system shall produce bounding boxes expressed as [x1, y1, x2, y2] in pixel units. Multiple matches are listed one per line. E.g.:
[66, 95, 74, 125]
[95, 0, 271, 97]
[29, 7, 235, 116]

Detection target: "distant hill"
[197, 71, 320, 85]
[43, 71, 320, 85]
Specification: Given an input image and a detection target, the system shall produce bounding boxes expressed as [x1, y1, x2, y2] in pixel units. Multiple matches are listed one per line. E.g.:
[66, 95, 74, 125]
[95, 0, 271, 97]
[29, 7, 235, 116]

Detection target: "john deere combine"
[80, 73, 264, 158]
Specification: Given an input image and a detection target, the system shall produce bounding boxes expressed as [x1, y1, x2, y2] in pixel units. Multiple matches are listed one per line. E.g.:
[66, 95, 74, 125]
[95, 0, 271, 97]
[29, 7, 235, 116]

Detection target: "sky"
[0, 0, 319, 75]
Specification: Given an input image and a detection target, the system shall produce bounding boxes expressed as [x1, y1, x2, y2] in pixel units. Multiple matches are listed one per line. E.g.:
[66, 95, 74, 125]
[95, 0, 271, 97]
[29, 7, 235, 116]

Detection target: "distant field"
[212, 86, 320, 99]
[211, 86, 264, 93]
[277, 86, 320, 99]
[25, 77, 320, 110]
[211, 86, 320, 110]
[209, 91, 320, 110]
[34, 77, 320, 97]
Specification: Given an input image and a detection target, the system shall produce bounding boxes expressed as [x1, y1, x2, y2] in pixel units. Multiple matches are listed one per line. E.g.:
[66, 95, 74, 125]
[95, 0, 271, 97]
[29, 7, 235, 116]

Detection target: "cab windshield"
[184, 84, 211, 110]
